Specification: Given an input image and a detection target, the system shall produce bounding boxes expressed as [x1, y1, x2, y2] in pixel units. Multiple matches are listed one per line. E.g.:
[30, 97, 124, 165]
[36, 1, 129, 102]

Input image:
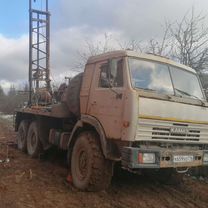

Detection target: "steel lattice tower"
[29, 0, 50, 104]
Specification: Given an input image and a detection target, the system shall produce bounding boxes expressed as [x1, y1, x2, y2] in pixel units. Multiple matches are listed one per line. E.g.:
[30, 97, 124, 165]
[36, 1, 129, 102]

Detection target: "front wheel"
[71, 131, 113, 191]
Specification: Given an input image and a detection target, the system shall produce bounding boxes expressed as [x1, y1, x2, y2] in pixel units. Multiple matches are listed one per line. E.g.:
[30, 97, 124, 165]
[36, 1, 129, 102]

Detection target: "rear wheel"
[17, 120, 29, 152]
[27, 121, 42, 158]
[71, 131, 113, 191]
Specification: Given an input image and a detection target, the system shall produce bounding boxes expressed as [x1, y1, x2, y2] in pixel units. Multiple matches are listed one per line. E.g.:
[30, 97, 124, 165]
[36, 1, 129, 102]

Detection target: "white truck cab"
[81, 50, 208, 170]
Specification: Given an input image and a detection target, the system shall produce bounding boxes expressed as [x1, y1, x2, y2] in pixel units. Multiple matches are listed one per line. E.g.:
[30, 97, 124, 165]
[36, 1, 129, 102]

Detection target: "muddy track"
[0, 118, 208, 208]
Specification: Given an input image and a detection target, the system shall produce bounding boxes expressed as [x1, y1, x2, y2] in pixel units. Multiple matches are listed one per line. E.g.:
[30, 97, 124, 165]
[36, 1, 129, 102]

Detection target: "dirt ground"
[0, 118, 208, 208]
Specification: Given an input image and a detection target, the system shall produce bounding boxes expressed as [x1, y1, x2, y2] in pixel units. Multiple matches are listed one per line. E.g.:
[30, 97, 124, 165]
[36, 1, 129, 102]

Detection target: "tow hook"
[176, 167, 189, 174]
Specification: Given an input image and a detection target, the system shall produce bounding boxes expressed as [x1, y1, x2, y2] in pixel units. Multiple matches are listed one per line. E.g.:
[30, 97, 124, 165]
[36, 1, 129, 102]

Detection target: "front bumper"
[121, 147, 208, 169]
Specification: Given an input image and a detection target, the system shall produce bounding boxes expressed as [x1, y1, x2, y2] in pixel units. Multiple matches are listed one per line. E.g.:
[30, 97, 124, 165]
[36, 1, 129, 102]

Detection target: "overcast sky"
[0, 0, 208, 91]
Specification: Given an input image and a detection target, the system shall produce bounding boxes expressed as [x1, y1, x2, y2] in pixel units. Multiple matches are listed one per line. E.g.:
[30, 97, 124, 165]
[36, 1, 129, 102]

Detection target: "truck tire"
[65, 73, 83, 118]
[71, 131, 113, 191]
[27, 121, 42, 158]
[17, 120, 29, 152]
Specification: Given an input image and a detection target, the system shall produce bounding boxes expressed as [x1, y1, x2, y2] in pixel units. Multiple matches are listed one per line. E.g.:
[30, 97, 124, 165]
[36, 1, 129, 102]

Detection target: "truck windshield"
[170, 66, 204, 100]
[128, 58, 205, 100]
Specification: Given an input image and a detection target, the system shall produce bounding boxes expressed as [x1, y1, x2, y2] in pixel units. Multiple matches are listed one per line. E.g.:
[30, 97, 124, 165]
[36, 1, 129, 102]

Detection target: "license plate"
[173, 155, 194, 163]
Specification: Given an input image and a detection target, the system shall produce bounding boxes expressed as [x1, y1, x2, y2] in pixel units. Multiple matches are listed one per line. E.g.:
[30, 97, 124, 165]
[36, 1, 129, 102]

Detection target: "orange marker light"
[138, 153, 143, 163]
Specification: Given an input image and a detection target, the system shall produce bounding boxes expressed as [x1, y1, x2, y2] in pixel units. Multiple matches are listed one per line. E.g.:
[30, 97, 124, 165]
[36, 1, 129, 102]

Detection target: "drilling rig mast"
[29, 0, 51, 104]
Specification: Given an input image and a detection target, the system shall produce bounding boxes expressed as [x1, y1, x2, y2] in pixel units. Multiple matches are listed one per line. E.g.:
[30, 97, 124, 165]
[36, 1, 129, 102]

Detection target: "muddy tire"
[71, 131, 113, 191]
[17, 120, 29, 152]
[65, 73, 83, 118]
[27, 121, 42, 158]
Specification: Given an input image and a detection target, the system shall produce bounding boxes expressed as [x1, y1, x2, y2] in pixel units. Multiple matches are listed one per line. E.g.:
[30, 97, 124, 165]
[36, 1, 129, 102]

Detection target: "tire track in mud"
[155, 184, 207, 208]
[149, 185, 194, 208]
[109, 177, 189, 208]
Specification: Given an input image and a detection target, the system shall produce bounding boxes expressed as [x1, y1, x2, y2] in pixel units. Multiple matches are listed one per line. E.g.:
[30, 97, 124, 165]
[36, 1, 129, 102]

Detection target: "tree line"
[0, 85, 28, 114]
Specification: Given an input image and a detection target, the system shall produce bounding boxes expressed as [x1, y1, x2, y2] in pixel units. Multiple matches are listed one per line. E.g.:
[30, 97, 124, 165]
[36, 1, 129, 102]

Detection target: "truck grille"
[136, 118, 208, 144]
[152, 127, 200, 141]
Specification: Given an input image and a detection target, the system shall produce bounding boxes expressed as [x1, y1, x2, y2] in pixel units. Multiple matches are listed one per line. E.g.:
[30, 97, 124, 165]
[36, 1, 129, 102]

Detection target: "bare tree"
[8, 85, 16, 97]
[72, 8, 208, 78]
[72, 33, 145, 71]
[73, 33, 115, 71]
[0, 85, 5, 98]
[170, 8, 208, 72]
[117, 39, 143, 52]
[146, 22, 174, 57]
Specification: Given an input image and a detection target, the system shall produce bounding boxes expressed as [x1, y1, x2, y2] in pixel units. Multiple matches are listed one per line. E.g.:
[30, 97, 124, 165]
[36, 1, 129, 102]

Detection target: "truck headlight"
[203, 153, 208, 162]
[138, 153, 156, 164]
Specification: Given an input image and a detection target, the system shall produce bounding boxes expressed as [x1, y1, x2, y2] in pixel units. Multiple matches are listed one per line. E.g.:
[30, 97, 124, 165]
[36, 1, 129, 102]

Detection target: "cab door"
[87, 58, 125, 139]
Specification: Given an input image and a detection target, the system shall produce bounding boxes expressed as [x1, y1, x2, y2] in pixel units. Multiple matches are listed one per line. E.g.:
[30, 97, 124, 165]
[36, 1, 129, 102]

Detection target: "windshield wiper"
[174, 88, 205, 106]
[141, 88, 157, 92]
[175, 88, 191, 97]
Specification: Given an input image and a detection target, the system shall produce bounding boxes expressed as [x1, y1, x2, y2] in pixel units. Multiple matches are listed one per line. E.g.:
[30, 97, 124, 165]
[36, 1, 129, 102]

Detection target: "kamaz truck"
[15, 50, 208, 191]
[15, 0, 208, 191]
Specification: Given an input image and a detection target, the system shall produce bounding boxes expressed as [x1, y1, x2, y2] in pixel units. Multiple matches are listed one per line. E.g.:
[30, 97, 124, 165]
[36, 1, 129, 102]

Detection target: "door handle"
[91, 101, 97, 105]
[116, 93, 123, 99]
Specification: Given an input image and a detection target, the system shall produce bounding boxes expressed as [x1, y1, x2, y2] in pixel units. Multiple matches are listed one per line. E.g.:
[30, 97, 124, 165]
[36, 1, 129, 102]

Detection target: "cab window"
[99, 58, 123, 88]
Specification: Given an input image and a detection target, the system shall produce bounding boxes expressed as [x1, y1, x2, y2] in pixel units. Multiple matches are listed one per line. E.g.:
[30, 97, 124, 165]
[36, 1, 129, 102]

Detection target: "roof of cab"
[87, 50, 196, 73]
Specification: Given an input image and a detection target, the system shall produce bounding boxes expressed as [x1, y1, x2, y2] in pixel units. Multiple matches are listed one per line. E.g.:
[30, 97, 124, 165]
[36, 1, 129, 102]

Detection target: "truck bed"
[16, 103, 71, 119]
